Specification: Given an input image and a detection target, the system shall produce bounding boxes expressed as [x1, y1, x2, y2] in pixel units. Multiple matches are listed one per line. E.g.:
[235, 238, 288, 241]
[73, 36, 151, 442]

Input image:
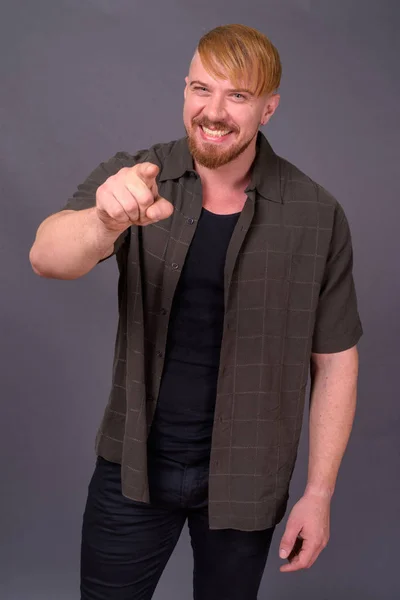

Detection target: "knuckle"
[113, 167, 129, 180]
[106, 172, 118, 183]
[125, 194, 137, 209]
[103, 174, 118, 189]
[96, 183, 108, 197]
[123, 183, 138, 202]
[136, 189, 153, 207]
[106, 209, 119, 222]
[107, 203, 124, 220]
[96, 188, 111, 208]
[98, 181, 116, 201]
[125, 200, 139, 218]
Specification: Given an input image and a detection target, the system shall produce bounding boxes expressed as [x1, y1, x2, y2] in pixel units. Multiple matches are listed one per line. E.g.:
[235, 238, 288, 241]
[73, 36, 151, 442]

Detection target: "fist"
[96, 162, 174, 232]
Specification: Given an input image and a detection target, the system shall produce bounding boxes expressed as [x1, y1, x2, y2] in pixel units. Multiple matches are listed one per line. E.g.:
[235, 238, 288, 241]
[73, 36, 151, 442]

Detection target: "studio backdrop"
[1, 1, 399, 598]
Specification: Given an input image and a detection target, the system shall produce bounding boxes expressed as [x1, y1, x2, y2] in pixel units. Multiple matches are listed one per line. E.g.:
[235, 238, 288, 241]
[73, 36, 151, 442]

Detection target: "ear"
[261, 93, 280, 125]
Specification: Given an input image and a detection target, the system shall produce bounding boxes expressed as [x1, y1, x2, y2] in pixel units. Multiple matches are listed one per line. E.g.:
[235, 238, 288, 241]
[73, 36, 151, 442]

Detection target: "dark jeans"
[81, 454, 275, 600]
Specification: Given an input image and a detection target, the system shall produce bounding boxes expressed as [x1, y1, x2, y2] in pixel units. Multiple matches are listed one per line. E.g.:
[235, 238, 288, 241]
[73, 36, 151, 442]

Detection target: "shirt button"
[156, 350, 163, 358]
[171, 262, 179, 270]
[160, 308, 167, 315]
[187, 217, 194, 225]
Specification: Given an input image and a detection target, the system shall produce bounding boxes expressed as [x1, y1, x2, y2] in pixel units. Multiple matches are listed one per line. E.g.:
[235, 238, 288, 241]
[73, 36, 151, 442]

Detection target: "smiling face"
[183, 51, 279, 170]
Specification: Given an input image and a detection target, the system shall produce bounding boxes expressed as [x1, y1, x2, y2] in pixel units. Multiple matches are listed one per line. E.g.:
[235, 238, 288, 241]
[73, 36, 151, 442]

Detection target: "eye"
[232, 93, 246, 101]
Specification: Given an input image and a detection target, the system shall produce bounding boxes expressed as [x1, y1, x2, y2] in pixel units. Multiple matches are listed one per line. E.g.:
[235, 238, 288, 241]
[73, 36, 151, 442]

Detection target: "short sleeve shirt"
[61, 132, 363, 531]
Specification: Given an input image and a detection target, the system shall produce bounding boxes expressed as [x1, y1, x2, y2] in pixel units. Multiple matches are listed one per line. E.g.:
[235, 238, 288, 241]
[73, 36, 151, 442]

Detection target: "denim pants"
[81, 454, 275, 599]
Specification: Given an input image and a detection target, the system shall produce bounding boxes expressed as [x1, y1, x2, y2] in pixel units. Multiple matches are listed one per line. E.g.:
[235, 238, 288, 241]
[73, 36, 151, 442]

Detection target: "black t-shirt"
[147, 208, 240, 464]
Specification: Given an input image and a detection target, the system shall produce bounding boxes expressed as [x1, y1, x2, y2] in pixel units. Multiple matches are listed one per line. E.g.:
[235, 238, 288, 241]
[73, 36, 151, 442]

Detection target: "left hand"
[278, 491, 331, 572]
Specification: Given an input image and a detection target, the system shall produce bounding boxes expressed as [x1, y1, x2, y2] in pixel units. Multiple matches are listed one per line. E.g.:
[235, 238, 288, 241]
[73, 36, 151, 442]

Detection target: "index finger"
[134, 162, 160, 188]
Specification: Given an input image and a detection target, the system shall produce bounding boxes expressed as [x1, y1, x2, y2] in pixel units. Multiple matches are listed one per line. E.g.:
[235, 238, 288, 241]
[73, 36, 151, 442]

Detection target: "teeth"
[202, 126, 231, 137]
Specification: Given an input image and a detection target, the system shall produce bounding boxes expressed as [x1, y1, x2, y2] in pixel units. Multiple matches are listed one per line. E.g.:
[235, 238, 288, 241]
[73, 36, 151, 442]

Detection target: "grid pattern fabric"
[62, 133, 362, 530]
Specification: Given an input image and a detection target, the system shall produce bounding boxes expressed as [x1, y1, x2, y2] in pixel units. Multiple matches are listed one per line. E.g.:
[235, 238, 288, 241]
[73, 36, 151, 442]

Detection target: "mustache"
[193, 118, 238, 132]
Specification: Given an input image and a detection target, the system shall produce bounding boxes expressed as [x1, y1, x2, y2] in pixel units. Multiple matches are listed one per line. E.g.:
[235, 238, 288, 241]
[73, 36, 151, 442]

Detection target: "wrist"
[304, 482, 334, 500]
[90, 207, 123, 249]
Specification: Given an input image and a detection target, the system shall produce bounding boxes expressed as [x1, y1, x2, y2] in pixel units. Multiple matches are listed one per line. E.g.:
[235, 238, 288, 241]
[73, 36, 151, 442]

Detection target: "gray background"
[1, 0, 399, 598]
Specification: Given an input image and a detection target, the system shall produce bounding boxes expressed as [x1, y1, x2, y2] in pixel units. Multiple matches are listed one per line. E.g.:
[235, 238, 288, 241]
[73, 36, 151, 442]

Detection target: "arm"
[29, 161, 173, 281]
[279, 345, 360, 573]
[29, 151, 138, 281]
[278, 196, 363, 572]
[29, 208, 120, 280]
[305, 345, 359, 499]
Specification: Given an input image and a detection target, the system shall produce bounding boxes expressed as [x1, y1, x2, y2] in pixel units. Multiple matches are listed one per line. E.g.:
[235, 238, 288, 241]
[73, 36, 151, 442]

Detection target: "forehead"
[188, 52, 255, 92]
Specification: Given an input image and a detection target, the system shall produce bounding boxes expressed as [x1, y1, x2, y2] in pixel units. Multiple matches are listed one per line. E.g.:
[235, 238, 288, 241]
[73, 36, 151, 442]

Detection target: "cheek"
[227, 107, 254, 130]
[240, 113, 261, 134]
[184, 100, 203, 125]
[182, 102, 192, 124]
[186, 96, 205, 112]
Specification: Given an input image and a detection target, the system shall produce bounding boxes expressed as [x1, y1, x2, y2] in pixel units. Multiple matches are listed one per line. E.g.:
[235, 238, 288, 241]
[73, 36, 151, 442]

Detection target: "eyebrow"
[189, 80, 254, 95]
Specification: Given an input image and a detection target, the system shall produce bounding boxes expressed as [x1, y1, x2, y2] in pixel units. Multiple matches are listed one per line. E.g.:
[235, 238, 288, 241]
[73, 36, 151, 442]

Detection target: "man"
[29, 23, 362, 600]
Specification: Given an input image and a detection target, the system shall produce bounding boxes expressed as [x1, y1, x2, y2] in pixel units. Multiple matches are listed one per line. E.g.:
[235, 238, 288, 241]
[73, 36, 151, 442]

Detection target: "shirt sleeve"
[60, 152, 138, 261]
[311, 201, 363, 353]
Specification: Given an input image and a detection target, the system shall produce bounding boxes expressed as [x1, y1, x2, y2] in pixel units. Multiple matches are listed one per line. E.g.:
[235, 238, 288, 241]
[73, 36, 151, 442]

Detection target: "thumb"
[146, 197, 174, 222]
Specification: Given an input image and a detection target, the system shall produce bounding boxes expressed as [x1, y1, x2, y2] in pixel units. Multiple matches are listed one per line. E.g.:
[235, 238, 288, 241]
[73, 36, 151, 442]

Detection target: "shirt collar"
[159, 131, 283, 204]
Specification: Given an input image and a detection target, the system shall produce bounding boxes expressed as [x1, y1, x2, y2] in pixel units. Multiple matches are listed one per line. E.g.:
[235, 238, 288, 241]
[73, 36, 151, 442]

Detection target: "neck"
[194, 136, 257, 192]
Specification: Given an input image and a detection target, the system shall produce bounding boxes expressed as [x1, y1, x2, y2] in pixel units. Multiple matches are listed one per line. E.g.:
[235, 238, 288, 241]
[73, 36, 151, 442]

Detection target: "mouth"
[198, 124, 234, 142]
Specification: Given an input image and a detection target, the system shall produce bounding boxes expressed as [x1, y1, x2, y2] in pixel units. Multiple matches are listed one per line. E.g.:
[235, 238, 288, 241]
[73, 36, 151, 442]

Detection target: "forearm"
[305, 346, 359, 499]
[29, 208, 119, 280]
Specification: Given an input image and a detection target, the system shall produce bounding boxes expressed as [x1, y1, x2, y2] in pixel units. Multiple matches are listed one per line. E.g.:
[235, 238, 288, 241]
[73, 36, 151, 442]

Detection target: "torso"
[201, 188, 248, 215]
[147, 207, 241, 463]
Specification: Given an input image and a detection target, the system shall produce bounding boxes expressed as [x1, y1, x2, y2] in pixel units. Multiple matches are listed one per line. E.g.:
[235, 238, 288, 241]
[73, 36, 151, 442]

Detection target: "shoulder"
[277, 154, 344, 214]
[275, 156, 352, 243]
[110, 139, 179, 170]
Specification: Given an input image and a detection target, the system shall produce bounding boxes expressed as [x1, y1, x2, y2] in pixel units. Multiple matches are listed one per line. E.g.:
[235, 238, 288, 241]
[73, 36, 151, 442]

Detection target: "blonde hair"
[197, 24, 282, 97]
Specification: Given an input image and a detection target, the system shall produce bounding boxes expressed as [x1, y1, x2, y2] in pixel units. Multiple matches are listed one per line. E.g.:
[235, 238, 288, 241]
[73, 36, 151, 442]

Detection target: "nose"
[203, 93, 228, 123]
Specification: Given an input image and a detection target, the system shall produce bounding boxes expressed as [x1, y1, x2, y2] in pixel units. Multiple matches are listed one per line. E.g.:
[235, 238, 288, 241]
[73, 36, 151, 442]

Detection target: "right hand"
[95, 162, 174, 232]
